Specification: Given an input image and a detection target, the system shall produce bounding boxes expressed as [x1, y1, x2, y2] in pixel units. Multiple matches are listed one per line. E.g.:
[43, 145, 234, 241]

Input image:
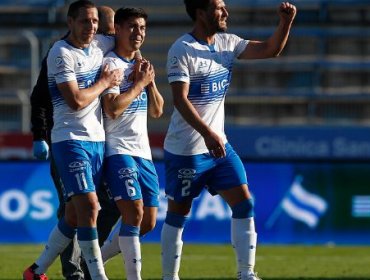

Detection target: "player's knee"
[165, 211, 189, 228]
[120, 204, 144, 228]
[89, 200, 101, 216]
[231, 198, 254, 219]
[134, 205, 145, 224]
[120, 223, 140, 237]
[140, 219, 156, 235]
[58, 217, 76, 238]
[78, 200, 100, 222]
[64, 210, 78, 227]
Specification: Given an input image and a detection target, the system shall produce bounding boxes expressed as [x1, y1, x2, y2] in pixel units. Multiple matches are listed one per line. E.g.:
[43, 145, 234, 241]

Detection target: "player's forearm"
[266, 2, 297, 57]
[147, 82, 164, 118]
[67, 68, 122, 111]
[265, 20, 293, 57]
[174, 98, 212, 137]
[105, 84, 143, 119]
[66, 78, 111, 111]
[68, 89, 102, 111]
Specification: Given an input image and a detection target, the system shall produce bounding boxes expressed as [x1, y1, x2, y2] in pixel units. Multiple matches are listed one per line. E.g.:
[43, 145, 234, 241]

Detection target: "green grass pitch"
[1, 243, 369, 279]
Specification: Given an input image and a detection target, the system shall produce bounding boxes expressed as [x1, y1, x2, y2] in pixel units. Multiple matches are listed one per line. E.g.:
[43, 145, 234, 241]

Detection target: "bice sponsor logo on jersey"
[201, 79, 229, 94]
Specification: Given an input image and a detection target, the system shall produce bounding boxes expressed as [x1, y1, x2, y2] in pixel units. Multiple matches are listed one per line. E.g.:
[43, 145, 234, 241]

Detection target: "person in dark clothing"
[30, 5, 120, 280]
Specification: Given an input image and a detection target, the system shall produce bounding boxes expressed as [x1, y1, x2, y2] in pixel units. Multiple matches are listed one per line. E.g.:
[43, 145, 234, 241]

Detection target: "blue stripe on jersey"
[75, 67, 101, 89]
[48, 81, 64, 107]
[191, 67, 231, 82]
[188, 69, 232, 105]
[168, 72, 188, 78]
[118, 81, 148, 115]
[48, 67, 101, 107]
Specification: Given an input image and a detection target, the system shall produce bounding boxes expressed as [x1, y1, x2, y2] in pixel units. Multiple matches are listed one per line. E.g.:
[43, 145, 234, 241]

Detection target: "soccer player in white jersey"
[101, 7, 164, 280]
[23, 1, 122, 280]
[161, 1, 296, 280]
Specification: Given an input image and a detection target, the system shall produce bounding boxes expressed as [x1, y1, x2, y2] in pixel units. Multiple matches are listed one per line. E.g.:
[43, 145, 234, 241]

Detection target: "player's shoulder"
[170, 33, 195, 53]
[48, 39, 72, 58]
[215, 32, 239, 42]
[103, 51, 125, 70]
[216, 32, 246, 50]
[49, 39, 68, 51]
[104, 50, 117, 59]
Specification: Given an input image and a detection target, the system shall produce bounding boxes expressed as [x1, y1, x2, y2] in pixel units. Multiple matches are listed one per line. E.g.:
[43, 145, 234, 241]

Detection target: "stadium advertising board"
[0, 161, 369, 244]
[226, 126, 370, 160]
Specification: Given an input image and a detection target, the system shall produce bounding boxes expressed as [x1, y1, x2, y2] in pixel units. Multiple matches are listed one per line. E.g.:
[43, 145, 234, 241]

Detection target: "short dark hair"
[67, 0, 96, 19]
[184, 0, 210, 21]
[114, 7, 148, 25]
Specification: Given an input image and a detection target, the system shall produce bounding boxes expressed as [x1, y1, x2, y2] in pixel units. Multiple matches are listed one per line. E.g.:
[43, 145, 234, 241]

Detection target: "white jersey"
[103, 52, 151, 160]
[47, 35, 114, 143]
[164, 33, 248, 155]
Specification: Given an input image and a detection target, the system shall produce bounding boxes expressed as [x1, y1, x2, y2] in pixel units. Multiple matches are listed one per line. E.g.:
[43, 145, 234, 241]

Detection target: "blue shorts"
[104, 154, 159, 207]
[164, 143, 248, 202]
[52, 140, 104, 200]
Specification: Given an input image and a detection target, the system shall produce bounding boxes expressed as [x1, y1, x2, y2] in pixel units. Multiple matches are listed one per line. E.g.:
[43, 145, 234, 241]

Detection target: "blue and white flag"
[281, 176, 328, 228]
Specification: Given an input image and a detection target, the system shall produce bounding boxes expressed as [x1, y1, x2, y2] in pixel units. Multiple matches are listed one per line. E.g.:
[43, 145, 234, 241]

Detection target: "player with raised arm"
[23, 1, 122, 279]
[161, 1, 296, 280]
[101, 7, 164, 280]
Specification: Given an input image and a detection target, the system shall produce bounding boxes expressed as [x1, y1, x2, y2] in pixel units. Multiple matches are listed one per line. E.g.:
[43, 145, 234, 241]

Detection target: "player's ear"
[114, 23, 120, 36]
[67, 16, 73, 29]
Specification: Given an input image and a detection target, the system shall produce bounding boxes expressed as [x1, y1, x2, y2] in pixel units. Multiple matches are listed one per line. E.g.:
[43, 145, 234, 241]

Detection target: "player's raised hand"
[278, 2, 297, 23]
[101, 64, 123, 88]
[136, 60, 155, 89]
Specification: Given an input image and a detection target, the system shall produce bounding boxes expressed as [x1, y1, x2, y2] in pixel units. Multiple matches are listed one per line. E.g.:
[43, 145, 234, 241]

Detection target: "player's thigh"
[115, 199, 144, 226]
[71, 192, 100, 226]
[208, 144, 251, 207]
[104, 154, 143, 202]
[164, 150, 211, 203]
[218, 184, 252, 207]
[137, 157, 160, 208]
[52, 140, 100, 199]
[208, 143, 248, 192]
[167, 198, 193, 216]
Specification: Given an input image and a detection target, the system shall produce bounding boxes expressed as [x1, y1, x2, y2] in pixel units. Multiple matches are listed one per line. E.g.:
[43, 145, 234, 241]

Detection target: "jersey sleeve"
[47, 44, 76, 84]
[167, 40, 190, 84]
[228, 34, 249, 58]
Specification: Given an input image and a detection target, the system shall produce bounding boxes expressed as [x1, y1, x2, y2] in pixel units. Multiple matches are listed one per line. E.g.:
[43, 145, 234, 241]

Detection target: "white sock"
[231, 217, 257, 274]
[34, 225, 72, 274]
[79, 239, 108, 280]
[119, 236, 142, 280]
[101, 222, 121, 264]
[161, 223, 184, 280]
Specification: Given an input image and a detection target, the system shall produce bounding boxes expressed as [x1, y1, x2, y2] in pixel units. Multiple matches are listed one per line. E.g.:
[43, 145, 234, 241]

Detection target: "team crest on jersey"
[55, 56, 65, 68]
